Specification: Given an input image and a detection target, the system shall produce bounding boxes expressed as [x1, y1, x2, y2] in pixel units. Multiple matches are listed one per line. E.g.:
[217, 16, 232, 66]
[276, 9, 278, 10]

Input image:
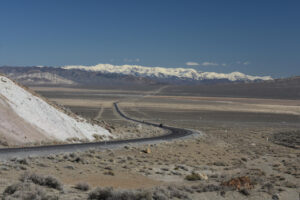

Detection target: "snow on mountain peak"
[62, 64, 272, 81]
[0, 75, 111, 144]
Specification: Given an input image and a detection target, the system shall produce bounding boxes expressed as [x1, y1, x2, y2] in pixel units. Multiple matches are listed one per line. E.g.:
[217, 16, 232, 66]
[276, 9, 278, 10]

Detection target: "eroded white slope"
[62, 64, 272, 81]
[0, 75, 111, 142]
[0, 97, 50, 145]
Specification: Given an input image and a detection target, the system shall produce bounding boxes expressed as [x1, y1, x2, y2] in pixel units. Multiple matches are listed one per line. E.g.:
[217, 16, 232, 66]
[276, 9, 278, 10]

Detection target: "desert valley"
[0, 65, 298, 200]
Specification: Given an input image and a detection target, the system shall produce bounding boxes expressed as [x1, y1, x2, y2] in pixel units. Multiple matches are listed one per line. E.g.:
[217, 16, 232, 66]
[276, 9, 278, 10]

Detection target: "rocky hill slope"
[0, 75, 111, 146]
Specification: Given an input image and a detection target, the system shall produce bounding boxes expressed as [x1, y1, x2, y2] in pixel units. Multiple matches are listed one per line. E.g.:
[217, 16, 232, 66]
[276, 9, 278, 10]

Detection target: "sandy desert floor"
[0, 87, 299, 199]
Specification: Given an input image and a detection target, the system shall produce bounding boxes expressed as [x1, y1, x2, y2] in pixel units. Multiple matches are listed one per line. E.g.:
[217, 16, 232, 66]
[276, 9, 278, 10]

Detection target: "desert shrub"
[20, 172, 63, 190]
[64, 165, 75, 170]
[151, 187, 169, 200]
[151, 186, 190, 200]
[17, 158, 29, 165]
[0, 140, 8, 146]
[2, 182, 58, 200]
[88, 186, 190, 200]
[104, 170, 115, 176]
[66, 137, 81, 142]
[67, 153, 87, 164]
[3, 183, 20, 195]
[93, 134, 104, 141]
[185, 172, 202, 181]
[69, 152, 77, 158]
[88, 149, 96, 154]
[88, 187, 112, 200]
[72, 156, 87, 163]
[167, 185, 189, 199]
[213, 161, 227, 166]
[44, 176, 63, 190]
[191, 183, 227, 193]
[284, 181, 297, 188]
[88, 187, 151, 200]
[75, 182, 90, 191]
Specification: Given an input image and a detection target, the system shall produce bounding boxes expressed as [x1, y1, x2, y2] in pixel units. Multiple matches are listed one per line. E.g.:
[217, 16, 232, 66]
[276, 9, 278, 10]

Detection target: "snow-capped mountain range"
[62, 64, 272, 82]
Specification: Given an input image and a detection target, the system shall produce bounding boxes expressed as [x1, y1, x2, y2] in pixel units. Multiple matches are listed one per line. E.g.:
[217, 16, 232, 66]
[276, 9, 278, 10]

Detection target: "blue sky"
[0, 0, 299, 77]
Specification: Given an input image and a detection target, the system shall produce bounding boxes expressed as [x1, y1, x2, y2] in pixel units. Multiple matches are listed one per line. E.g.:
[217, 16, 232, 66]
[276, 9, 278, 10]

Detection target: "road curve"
[0, 102, 195, 159]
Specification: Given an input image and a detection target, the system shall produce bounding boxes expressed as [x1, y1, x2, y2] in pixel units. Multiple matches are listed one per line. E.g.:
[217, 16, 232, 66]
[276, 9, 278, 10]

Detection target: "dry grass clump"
[74, 182, 90, 191]
[88, 187, 152, 200]
[20, 172, 63, 190]
[2, 182, 58, 200]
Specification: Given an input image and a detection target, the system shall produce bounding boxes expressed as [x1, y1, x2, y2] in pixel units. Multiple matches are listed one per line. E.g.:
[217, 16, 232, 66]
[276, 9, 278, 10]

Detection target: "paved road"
[0, 102, 196, 159]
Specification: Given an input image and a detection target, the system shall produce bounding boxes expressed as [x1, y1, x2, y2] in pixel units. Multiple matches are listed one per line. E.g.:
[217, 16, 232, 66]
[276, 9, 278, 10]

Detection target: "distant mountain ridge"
[8, 71, 76, 85]
[0, 64, 275, 88]
[0, 66, 299, 99]
[62, 64, 272, 82]
[0, 66, 159, 88]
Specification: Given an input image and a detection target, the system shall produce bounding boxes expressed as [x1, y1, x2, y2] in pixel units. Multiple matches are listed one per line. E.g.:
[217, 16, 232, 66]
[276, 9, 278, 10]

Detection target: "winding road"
[0, 102, 196, 159]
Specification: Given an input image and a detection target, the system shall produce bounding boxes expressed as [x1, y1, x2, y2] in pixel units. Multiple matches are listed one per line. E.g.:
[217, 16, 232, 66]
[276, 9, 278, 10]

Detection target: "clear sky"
[0, 0, 299, 77]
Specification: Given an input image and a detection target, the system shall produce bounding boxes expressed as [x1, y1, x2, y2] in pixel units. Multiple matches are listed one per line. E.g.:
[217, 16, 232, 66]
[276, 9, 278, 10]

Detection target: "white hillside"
[62, 64, 272, 82]
[0, 75, 111, 144]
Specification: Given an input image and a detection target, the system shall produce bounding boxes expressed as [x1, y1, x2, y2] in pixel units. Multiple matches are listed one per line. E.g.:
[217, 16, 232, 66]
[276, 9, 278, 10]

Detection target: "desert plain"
[0, 86, 299, 200]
